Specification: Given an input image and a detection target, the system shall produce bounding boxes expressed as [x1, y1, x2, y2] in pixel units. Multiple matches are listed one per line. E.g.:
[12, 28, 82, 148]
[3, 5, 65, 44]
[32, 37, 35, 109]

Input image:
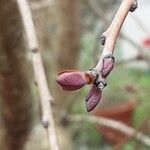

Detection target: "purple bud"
[102, 54, 115, 77]
[56, 70, 88, 91]
[85, 85, 102, 112]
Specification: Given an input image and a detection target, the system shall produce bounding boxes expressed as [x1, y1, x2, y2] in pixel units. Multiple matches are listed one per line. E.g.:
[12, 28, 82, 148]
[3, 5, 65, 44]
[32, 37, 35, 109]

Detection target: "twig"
[16, 0, 59, 150]
[98, 0, 135, 57]
[68, 115, 150, 147]
[87, 0, 143, 59]
[88, 0, 138, 92]
[85, 0, 137, 74]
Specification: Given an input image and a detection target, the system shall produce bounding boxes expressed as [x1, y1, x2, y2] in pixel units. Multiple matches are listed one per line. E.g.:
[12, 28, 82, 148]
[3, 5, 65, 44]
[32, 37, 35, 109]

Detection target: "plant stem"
[96, 0, 135, 71]
[68, 115, 150, 147]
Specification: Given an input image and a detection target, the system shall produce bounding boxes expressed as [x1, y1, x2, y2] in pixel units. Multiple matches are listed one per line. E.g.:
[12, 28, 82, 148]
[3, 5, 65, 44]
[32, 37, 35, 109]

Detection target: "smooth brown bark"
[0, 0, 33, 149]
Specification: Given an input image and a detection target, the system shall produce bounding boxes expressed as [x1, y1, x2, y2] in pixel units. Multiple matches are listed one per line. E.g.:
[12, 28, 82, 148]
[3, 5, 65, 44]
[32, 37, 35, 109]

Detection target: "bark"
[0, 0, 33, 149]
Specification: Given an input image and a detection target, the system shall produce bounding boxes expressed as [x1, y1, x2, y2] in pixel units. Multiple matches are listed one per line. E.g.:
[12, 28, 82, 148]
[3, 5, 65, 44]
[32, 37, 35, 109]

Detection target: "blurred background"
[0, 0, 150, 150]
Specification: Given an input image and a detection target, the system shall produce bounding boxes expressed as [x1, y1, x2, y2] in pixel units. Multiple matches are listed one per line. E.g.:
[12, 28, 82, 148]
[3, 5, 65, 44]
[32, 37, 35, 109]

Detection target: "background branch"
[93, 0, 135, 85]
[68, 115, 150, 147]
[16, 0, 59, 150]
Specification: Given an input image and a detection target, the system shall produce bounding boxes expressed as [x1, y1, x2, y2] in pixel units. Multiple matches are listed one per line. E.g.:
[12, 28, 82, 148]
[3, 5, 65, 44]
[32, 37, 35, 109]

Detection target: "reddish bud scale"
[102, 55, 115, 77]
[56, 70, 90, 91]
[85, 85, 102, 112]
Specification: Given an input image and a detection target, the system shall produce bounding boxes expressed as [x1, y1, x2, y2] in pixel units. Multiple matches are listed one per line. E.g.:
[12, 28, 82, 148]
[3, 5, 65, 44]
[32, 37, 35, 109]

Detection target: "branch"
[68, 115, 150, 147]
[98, 0, 135, 57]
[87, 0, 150, 67]
[85, 0, 137, 73]
[16, 0, 59, 150]
[87, 0, 142, 56]
[92, 0, 138, 95]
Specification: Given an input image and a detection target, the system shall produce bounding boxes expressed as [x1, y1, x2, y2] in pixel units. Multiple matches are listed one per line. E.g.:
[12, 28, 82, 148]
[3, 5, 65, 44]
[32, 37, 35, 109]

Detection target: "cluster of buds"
[56, 54, 115, 112]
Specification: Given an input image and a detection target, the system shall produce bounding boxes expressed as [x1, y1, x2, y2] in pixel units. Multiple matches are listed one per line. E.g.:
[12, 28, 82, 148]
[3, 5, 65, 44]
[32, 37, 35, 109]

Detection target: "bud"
[85, 85, 102, 112]
[102, 54, 115, 77]
[56, 70, 91, 91]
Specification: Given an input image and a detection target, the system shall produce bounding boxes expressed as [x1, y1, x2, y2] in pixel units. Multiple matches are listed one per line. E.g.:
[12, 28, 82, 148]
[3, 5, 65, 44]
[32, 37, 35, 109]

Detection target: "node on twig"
[32, 48, 39, 53]
[100, 34, 106, 45]
[130, 0, 138, 12]
[42, 118, 49, 129]
[94, 79, 107, 91]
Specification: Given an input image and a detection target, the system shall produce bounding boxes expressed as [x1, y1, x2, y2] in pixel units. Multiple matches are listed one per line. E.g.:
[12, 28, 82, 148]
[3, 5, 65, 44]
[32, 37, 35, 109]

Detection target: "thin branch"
[85, 0, 137, 77]
[16, 0, 59, 150]
[68, 115, 150, 147]
[87, 0, 143, 59]
[89, 0, 137, 92]
[99, 0, 134, 57]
